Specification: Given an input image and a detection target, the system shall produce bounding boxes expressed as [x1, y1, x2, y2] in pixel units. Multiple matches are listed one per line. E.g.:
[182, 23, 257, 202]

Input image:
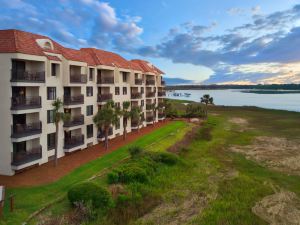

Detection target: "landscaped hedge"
[68, 182, 112, 209]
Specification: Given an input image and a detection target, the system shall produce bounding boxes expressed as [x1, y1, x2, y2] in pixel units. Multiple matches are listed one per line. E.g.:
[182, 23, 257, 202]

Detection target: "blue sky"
[1, 0, 300, 84]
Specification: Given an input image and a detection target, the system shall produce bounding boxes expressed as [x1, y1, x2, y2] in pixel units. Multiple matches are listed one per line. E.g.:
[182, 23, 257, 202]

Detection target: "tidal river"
[167, 89, 300, 112]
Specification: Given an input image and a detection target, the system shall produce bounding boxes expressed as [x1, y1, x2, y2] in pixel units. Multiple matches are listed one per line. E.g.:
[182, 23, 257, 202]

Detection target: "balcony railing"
[135, 78, 143, 85]
[11, 121, 42, 138]
[11, 70, 45, 83]
[158, 113, 165, 118]
[146, 116, 154, 122]
[97, 93, 113, 102]
[146, 104, 153, 110]
[131, 92, 142, 99]
[97, 77, 114, 84]
[11, 96, 41, 110]
[146, 92, 156, 98]
[158, 91, 166, 97]
[64, 95, 84, 105]
[64, 115, 84, 128]
[146, 80, 155, 85]
[64, 135, 84, 149]
[11, 145, 42, 166]
[70, 74, 87, 83]
[131, 120, 139, 127]
[97, 127, 113, 139]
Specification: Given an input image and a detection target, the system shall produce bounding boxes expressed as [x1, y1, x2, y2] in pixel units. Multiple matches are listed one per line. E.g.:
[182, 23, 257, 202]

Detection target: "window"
[115, 87, 120, 95]
[47, 87, 56, 100]
[89, 68, 94, 81]
[141, 87, 144, 94]
[86, 86, 93, 97]
[154, 87, 156, 92]
[115, 102, 120, 109]
[123, 87, 127, 95]
[135, 73, 138, 79]
[141, 100, 144, 106]
[51, 63, 57, 76]
[87, 105, 93, 116]
[87, 124, 93, 138]
[47, 133, 56, 150]
[47, 110, 55, 123]
[122, 72, 127, 82]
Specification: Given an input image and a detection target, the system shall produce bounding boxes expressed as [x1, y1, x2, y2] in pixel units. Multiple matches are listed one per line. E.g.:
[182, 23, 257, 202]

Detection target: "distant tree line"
[166, 84, 300, 90]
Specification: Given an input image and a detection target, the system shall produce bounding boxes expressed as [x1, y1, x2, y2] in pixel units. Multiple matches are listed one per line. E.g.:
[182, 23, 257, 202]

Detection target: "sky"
[1, 0, 300, 84]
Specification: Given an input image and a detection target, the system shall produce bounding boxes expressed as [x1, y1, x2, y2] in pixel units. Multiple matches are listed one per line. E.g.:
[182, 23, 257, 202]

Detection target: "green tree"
[151, 103, 159, 125]
[120, 101, 131, 140]
[185, 103, 204, 118]
[52, 98, 70, 167]
[200, 94, 214, 118]
[93, 100, 120, 149]
[130, 106, 144, 132]
[165, 101, 178, 119]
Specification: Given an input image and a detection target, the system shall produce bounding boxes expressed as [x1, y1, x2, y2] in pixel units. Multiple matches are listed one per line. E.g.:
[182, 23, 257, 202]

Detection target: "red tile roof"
[0, 29, 164, 74]
[46, 55, 61, 61]
[131, 59, 165, 75]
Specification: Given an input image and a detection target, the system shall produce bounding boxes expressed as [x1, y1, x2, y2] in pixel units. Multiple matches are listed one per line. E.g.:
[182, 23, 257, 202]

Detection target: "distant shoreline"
[166, 84, 300, 91]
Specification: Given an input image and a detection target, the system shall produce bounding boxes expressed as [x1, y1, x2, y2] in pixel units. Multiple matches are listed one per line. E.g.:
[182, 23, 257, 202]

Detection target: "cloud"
[227, 7, 244, 16]
[133, 4, 300, 83]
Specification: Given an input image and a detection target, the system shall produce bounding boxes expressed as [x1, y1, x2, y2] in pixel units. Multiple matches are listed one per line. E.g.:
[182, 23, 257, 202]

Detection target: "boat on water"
[184, 93, 191, 97]
[172, 92, 191, 97]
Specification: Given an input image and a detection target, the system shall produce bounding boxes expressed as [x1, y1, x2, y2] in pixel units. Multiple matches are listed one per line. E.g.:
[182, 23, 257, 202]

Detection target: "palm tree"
[52, 98, 70, 167]
[200, 94, 214, 118]
[120, 101, 131, 140]
[93, 100, 119, 149]
[151, 103, 159, 125]
[130, 106, 143, 132]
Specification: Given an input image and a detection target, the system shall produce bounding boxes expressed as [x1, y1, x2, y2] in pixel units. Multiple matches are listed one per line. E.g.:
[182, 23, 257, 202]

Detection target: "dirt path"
[0, 121, 170, 188]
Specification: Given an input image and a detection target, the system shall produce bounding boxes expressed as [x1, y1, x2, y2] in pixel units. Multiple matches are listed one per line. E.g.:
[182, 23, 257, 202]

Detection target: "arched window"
[44, 42, 52, 49]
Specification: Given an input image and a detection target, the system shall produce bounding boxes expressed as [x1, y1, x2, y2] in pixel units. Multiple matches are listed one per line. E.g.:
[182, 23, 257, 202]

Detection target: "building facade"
[0, 30, 165, 176]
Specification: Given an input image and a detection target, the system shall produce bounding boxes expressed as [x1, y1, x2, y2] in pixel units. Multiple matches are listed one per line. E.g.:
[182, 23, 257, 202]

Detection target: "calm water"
[167, 89, 300, 112]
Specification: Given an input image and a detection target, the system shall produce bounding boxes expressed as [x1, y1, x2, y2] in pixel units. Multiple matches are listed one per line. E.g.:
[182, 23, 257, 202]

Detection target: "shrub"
[148, 152, 179, 165]
[108, 164, 149, 184]
[128, 146, 144, 158]
[107, 171, 119, 184]
[68, 182, 112, 209]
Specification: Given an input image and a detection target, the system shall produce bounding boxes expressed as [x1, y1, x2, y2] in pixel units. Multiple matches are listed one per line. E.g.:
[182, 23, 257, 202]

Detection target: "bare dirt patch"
[230, 136, 300, 175]
[253, 191, 300, 225]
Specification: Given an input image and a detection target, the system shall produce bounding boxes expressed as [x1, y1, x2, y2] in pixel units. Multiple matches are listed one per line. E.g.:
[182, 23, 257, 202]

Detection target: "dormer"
[36, 39, 54, 50]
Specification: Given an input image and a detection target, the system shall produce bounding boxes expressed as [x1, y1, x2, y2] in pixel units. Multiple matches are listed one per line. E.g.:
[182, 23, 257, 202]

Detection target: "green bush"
[68, 182, 112, 209]
[148, 152, 179, 165]
[107, 171, 119, 184]
[107, 164, 149, 184]
[128, 146, 144, 158]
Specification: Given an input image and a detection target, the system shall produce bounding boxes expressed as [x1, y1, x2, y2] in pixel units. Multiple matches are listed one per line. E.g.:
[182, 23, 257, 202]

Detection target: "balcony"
[158, 91, 166, 97]
[11, 96, 41, 110]
[97, 77, 114, 84]
[135, 79, 143, 85]
[64, 115, 84, 128]
[11, 146, 42, 166]
[11, 121, 42, 138]
[158, 102, 165, 108]
[131, 92, 142, 99]
[161, 80, 165, 86]
[11, 70, 45, 83]
[70, 74, 87, 84]
[97, 127, 113, 139]
[146, 80, 155, 86]
[146, 104, 153, 110]
[64, 95, 84, 105]
[131, 120, 139, 128]
[64, 135, 84, 149]
[146, 92, 156, 98]
[97, 93, 113, 102]
[146, 116, 154, 123]
[158, 113, 165, 119]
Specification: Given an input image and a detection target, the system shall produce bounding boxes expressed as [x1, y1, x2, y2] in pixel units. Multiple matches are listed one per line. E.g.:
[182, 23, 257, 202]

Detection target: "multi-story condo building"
[0, 29, 166, 176]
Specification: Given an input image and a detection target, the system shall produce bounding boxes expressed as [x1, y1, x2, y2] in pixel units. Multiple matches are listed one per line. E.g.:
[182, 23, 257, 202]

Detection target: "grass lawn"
[0, 121, 191, 225]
